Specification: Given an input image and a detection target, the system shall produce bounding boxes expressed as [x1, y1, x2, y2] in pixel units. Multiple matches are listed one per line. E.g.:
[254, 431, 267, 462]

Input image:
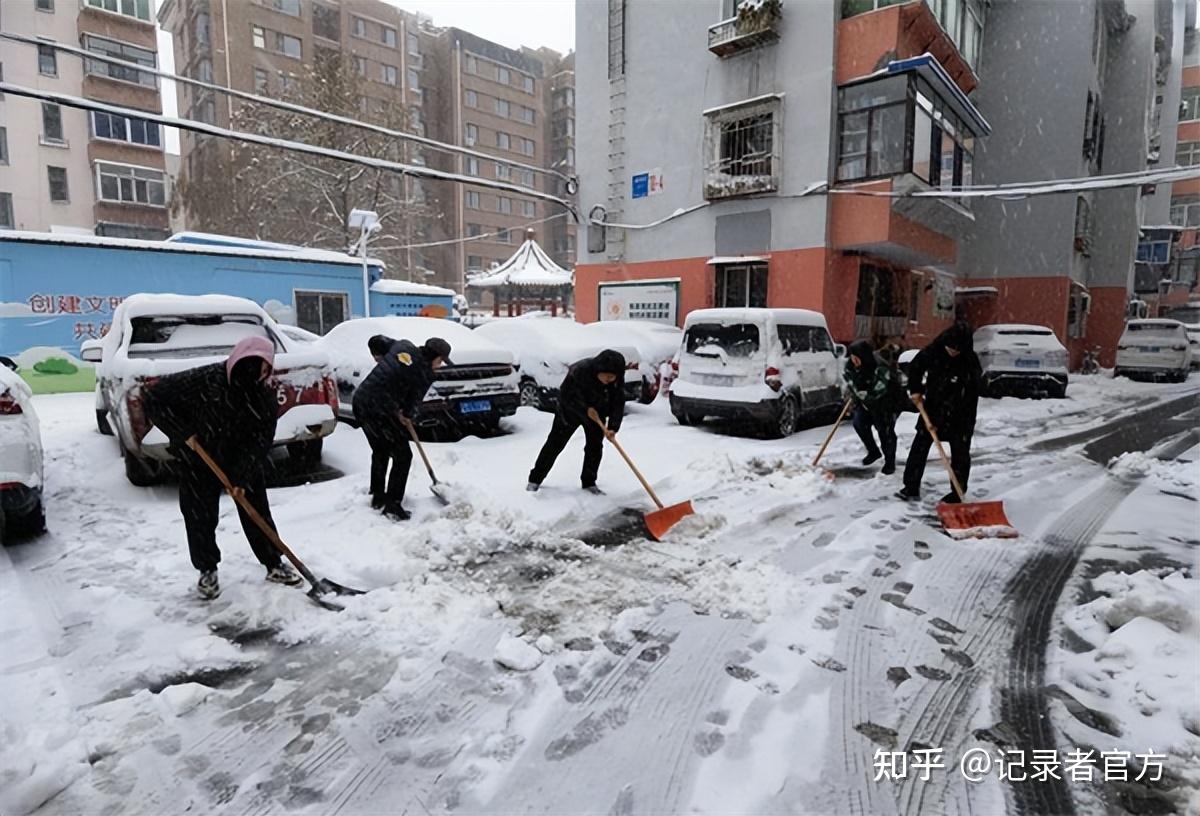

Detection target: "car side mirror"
[0, 355, 17, 371]
[834, 344, 846, 358]
[81, 345, 103, 363]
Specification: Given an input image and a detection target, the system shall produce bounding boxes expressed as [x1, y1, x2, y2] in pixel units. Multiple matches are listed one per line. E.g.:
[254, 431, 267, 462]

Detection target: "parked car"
[974, 324, 1069, 398]
[1114, 319, 1192, 382]
[474, 315, 642, 409]
[578, 320, 683, 403]
[80, 338, 113, 435]
[1185, 323, 1200, 370]
[668, 308, 844, 437]
[93, 294, 339, 486]
[316, 316, 519, 434]
[278, 324, 322, 345]
[0, 359, 45, 536]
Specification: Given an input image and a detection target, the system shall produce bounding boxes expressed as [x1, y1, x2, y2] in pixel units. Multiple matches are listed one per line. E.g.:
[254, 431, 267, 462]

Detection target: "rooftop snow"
[370, 279, 456, 297]
[707, 256, 769, 265]
[466, 237, 572, 288]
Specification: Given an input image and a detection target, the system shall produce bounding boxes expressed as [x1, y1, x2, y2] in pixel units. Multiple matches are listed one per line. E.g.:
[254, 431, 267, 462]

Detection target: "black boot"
[939, 492, 962, 505]
[881, 459, 896, 475]
[862, 449, 883, 466]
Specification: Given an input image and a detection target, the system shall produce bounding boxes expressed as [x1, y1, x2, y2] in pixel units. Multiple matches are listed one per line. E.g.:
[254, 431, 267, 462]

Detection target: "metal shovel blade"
[429, 483, 452, 506]
[644, 500, 695, 542]
[936, 500, 1018, 540]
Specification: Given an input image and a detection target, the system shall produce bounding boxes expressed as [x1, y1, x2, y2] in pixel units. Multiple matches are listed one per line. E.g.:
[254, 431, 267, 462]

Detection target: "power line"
[0, 81, 578, 217]
[379, 212, 570, 250]
[0, 30, 576, 190]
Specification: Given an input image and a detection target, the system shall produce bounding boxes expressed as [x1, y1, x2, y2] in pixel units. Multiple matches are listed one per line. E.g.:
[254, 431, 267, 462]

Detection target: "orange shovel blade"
[936, 500, 1018, 539]
[644, 500, 695, 541]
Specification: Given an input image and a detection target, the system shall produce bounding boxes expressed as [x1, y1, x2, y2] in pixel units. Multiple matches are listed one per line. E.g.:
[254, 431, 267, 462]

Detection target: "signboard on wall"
[630, 168, 664, 199]
[598, 279, 680, 325]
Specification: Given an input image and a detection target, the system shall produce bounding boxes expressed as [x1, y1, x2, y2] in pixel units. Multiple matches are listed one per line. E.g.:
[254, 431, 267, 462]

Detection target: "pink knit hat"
[225, 335, 276, 382]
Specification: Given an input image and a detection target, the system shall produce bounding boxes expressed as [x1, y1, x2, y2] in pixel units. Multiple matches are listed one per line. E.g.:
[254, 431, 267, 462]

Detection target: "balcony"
[707, 0, 782, 57]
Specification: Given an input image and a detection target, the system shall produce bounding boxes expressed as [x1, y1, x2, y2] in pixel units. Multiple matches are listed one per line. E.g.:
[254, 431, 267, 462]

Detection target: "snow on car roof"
[476, 317, 640, 363]
[0, 363, 32, 401]
[580, 320, 682, 361]
[685, 308, 829, 327]
[975, 323, 1055, 334]
[116, 293, 268, 320]
[1127, 319, 1185, 327]
[318, 316, 512, 369]
[370, 279, 456, 297]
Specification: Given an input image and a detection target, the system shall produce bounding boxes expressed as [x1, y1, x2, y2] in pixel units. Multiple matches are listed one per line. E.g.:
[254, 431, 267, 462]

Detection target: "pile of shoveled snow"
[1107, 451, 1197, 492]
[1061, 569, 1200, 811]
[0, 724, 89, 816]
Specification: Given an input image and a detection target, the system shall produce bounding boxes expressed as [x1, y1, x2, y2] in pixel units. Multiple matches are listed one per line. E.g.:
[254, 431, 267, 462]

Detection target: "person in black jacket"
[142, 335, 301, 600]
[352, 336, 451, 519]
[527, 349, 626, 494]
[843, 339, 899, 474]
[896, 322, 982, 503]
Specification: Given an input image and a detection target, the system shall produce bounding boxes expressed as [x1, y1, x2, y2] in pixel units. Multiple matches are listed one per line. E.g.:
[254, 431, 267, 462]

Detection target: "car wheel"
[772, 394, 801, 438]
[674, 411, 698, 426]
[124, 452, 162, 487]
[519, 378, 542, 409]
[96, 409, 114, 436]
[287, 439, 323, 470]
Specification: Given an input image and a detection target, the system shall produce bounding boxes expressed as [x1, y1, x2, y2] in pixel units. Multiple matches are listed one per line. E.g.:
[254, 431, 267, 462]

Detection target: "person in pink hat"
[143, 334, 302, 599]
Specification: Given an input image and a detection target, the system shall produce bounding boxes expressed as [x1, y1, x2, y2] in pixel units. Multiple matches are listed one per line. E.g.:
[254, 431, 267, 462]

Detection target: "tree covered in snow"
[173, 52, 439, 281]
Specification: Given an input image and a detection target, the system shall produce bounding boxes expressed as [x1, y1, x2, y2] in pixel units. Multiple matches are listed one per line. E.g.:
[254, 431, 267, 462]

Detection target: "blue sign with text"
[631, 173, 649, 199]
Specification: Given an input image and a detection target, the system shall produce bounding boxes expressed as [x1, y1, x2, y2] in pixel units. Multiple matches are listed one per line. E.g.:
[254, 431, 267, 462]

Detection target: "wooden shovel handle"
[184, 436, 319, 586]
[400, 416, 439, 485]
[911, 396, 966, 501]
[587, 408, 665, 509]
[812, 397, 853, 467]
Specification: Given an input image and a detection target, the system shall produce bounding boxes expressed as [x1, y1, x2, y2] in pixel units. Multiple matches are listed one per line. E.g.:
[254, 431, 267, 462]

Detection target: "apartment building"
[1159, 19, 1200, 318]
[0, 0, 169, 238]
[575, 0, 1187, 364]
[159, 0, 573, 292]
[545, 49, 576, 271]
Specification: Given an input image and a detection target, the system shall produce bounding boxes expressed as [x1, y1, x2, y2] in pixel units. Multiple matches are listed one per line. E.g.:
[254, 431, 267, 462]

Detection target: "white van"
[668, 308, 844, 436]
[1114, 319, 1192, 382]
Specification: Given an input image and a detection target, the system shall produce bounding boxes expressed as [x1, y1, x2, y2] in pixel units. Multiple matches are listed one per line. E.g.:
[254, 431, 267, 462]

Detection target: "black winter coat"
[906, 324, 982, 434]
[352, 339, 436, 422]
[558, 350, 626, 431]
[143, 362, 278, 478]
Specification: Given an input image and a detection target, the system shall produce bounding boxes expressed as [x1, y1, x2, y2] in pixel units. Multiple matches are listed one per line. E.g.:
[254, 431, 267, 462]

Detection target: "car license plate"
[1015, 358, 1040, 368]
[1143, 346, 1160, 353]
[460, 399, 491, 414]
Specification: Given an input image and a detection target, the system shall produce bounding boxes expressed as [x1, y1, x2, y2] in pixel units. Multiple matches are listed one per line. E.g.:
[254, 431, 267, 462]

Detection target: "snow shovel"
[911, 397, 1018, 540]
[185, 437, 365, 611]
[400, 416, 451, 506]
[587, 408, 694, 541]
[812, 397, 853, 476]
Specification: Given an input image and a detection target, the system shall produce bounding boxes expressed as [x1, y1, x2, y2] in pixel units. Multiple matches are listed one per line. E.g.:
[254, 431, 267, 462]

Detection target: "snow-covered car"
[474, 315, 642, 409]
[1114, 319, 1192, 382]
[1185, 323, 1200, 370]
[277, 324, 322, 345]
[974, 324, 1069, 398]
[669, 308, 844, 437]
[80, 338, 114, 435]
[578, 320, 683, 403]
[96, 294, 340, 486]
[0, 360, 45, 536]
[316, 316, 519, 434]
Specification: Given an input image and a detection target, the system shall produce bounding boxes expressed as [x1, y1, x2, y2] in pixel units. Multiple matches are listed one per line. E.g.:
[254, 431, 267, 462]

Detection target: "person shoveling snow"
[142, 335, 303, 599]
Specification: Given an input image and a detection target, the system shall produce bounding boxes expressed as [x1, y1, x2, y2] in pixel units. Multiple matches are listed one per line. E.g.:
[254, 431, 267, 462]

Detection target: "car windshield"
[127, 315, 276, 359]
[1127, 323, 1179, 336]
[685, 323, 760, 358]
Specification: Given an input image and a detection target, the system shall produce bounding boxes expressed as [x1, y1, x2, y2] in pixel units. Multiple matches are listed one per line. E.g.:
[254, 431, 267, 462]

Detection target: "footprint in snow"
[886, 666, 911, 688]
[914, 541, 933, 560]
[811, 656, 846, 673]
[929, 618, 965, 635]
[914, 664, 952, 681]
[854, 721, 899, 749]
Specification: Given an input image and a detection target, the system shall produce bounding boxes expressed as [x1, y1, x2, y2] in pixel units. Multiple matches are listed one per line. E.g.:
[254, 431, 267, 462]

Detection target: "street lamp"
[348, 208, 380, 318]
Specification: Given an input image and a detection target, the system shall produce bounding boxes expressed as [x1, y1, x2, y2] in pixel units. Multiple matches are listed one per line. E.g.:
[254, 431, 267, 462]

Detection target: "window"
[685, 322, 760, 356]
[37, 0, 55, 11]
[85, 0, 152, 22]
[1136, 239, 1171, 264]
[0, 193, 12, 230]
[313, 4, 340, 40]
[523, 75, 534, 93]
[352, 17, 366, 37]
[264, 0, 301, 16]
[253, 67, 269, 92]
[705, 97, 781, 199]
[521, 200, 535, 217]
[519, 106, 535, 124]
[96, 162, 167, 206]
[47, 167, 69, 203]
[1170, 195, 1200, 227]
[608, 0, 626, 79]
[467, 223, 483, 237]
[467, 157, 479, 176]
[777, 325, 811, 355]
[92, 111, 161, 147]
[467, 255, 484, 271]
[408, 68, 419, 90]
[1176, 141, 1200, 166]
[39, 43, 58, 76]
[466, 54, 478, 74]
[1074, 196, 1091, 254]
[518, 169, 534, 187]
[277, 33, 302, 58]
[354, 56, 367, 76]
[295, 291, 348, 335]
[85, 35, 157, 86]
[465, 89, 478, 107]
[495, 98, 510, 117]
[498, 67, 511, 85]
[497, 228, 511, 244]
[42, 103, 65, 143]
[407, 33, 420, 55]
[466, 190, 481, 209]
[196, 12, 211, 44]
[197, 58, 213, 83]
[1182, 87, 1200, 122]
[497, 132, 511, 150]
[519, 138, 535, 156]
[380, 25, 397, 47]
[715, 264, 768, 308]
[465, 123, 478, 145]
[381, 64, 398, 85]
[0, 127, 6, 164]
[498, 197, 512, 214]
[252, 24, 267, 49]
[278, 71, 297, 92]
[496, 162, 511, 180]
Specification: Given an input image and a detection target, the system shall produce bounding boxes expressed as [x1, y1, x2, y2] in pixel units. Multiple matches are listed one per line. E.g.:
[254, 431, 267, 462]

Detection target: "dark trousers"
[361, 415, 413, 504]
[903, 424, 972, 496]
[178, 456, 280, 573]
[851, 405, 897, 465]
[529, 413, 604, 488]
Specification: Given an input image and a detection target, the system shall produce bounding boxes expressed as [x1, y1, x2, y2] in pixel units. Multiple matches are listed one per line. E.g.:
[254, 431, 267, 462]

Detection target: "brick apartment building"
[0, 0, 170, 238]
[158, 0, 576, 293]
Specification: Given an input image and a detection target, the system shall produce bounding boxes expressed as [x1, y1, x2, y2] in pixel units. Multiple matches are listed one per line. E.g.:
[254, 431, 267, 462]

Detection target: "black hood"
[847, 339, 877, 371]
[933, 321, 975, 355]
[367, 334, 395, 358]
[593, 349, 626, 376]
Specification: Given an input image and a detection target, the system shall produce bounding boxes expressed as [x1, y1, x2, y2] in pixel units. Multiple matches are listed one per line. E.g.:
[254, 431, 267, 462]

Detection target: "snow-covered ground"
[1, 373, 1196, 815]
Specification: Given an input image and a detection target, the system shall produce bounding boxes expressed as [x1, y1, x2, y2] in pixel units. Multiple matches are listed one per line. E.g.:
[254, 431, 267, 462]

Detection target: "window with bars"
[704, 97, 781, 199]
